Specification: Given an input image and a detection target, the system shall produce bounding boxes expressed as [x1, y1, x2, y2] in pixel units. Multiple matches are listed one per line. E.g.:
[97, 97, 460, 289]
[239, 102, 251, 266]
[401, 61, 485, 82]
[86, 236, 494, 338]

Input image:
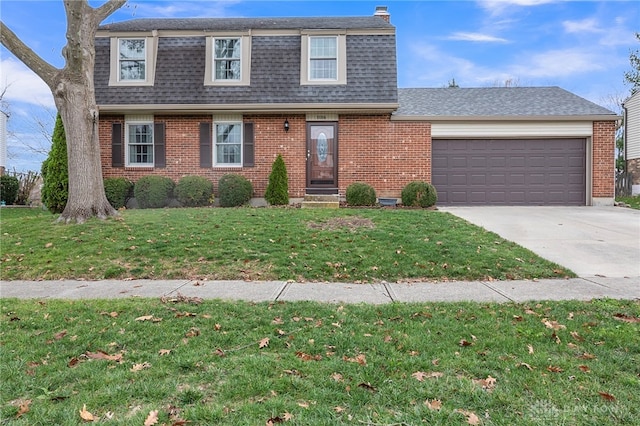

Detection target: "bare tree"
[1, 0, 126, 223]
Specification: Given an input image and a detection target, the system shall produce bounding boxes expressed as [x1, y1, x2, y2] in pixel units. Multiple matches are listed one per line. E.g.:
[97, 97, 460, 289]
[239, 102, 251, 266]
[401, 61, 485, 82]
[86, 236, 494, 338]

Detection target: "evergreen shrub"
[0, 175, 19, 205]
[345, 182, 377, 206]
[218, 174, 253, 207]
[134, 176, 175, 209]
[264, 154, 289, 205]
[401, 181, 438, 208]
[104, 177, 133, 209]
[175, 175, 214, 207]
[41, 114, 68, 213]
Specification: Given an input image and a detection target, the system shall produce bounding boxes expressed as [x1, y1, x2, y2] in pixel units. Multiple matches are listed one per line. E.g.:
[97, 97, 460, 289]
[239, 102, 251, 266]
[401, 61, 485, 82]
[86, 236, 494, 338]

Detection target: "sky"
[1, 0, 638, 172]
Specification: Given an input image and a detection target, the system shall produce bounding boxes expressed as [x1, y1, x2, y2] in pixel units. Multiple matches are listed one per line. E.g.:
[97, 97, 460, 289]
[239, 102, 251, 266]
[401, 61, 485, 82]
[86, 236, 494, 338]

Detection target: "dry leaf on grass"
[542, 319, 566, 330]
[15, 399, 31, 418]
[144, 410, 159, 426]
[613, 313, 640, 323]
[343, 354, 367, 365]
[259, 337, 270, 348]
[598, 391, 616, 401]
[456, 409, 480, 425]
[424, 399, 442, 411]
[412, 371, 444, 381]
[130, 362, 151, 372]
[86, 350, 123, 362]
[79, 404, 95, 422]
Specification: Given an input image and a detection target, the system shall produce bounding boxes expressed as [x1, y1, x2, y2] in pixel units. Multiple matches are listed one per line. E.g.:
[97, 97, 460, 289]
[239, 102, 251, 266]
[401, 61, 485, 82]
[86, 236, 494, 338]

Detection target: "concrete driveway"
[439, 206, 640, 279]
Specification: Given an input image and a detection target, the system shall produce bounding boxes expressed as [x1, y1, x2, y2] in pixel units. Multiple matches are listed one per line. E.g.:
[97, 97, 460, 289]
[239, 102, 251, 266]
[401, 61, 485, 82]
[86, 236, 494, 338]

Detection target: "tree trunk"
[0, 0, 126, 224]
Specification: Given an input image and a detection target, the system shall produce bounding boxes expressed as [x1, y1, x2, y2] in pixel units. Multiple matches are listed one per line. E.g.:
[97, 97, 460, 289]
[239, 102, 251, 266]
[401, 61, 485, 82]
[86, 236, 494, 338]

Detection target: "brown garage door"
[432, 139, 586, 205]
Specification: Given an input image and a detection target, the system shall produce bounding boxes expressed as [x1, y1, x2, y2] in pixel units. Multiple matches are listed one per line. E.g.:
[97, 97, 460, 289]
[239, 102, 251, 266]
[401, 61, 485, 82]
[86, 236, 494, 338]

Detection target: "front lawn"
[1, 298, 638, 425]
[0, 207, 572, 282]
[616, 195, 640, 209]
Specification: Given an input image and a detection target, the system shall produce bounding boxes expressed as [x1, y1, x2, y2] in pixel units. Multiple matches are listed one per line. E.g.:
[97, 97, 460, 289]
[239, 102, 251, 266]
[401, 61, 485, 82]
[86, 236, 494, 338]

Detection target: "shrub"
[175, 175, 214, 207]
[401, 181, 438, 208]
[0, 175, 19, 205]
[218, 174, 253, 207]
[134, 176, 175, 209]
[346, 182, 377, 206]
[104, 177, 133, 209]
[41, 114, 68, 213]
[265, 154, 289, 206]
[14, 171, 41, 206]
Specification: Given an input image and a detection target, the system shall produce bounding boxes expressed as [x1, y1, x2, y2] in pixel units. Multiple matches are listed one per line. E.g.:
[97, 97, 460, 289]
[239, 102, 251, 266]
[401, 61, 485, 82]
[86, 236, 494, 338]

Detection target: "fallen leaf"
[331, 372, 343, 382]
[298, 401, 310, 408]
[473, 376, 497, 391]
[516, 362, 533, 370]
[570, 331, 585, 342]
[296, 351, 322, 361]
[412, 371, 429, 381]
[598, 391, 616, 401]
[130, 362, 151, 372]
[578, 352, 596, 360]
[266, 415, 284, 425]
[158, 349, 171, 356]
[272, 317, 284, 325]
[185, 327, 200, 338]
[68, 357, 81, 368]
[16, 399, 31, 418]
[456, 409, 480, 425]
[53, 329, 68, 340]
[357, 382, 377, 392]
[343, 354, 367, 365]
[45, 242, 53, 248]
[144, 410, 159, 426]
[527, 344, 534, 354]
[613, 313, 640, 323]
[79, 404, 95, 422]
[259, 337, 270, 349]
[85, 350, 123, 362]
[424, 399, 442, 411]
[135, 315, 155, 322]
[333, 406, 346, 413]
[283, 412, 293, 421]
[547, 365, 563, 373]
[542, 319, 566, 330]
[459, 339, 473, 347]
[578, 365, 590, 372]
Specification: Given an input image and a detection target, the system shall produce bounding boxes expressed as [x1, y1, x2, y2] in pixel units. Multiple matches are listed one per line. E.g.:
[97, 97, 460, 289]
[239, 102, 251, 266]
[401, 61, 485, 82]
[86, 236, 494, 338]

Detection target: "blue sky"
[1, 0, 638, 172]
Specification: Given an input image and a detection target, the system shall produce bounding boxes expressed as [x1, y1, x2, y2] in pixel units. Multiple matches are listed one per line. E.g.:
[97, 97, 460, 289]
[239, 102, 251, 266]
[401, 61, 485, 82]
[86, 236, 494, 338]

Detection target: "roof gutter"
[391, 114, 622, 122]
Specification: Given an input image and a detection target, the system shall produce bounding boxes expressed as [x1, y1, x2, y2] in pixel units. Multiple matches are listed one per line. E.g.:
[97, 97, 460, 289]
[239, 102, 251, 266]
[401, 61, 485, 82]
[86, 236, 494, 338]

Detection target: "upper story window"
[214, 38, 241, 81]
[309, 36, 337, 80]
[204, 35, 251, 86]
[126, 121, 154, 166]
[301, 33, 346, 86]
[119, 39, 146, 81]
[109, 36, 157, 86]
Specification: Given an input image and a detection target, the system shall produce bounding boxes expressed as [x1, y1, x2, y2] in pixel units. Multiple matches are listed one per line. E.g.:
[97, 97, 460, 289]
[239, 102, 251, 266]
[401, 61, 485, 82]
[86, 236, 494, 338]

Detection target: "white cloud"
[562, 18, 602, 34]
[478, 0, 557, 16]
[125, 0, 243, 18]
[0, 58, 54, 108]
[447, 32, 509, 43]
[509, 48, 604, 78]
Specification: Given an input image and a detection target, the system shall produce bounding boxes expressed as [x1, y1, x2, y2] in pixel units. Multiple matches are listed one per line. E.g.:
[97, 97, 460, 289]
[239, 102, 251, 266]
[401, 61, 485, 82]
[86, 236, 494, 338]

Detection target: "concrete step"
[301, 194, 340, 208]
[303, 194, 340, 202]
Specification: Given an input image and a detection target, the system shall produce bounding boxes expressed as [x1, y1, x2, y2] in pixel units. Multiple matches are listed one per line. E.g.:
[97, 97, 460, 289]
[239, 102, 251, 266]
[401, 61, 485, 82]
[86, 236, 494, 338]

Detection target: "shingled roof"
[98, 16, 394, 32]
[395, 87, 617, 119]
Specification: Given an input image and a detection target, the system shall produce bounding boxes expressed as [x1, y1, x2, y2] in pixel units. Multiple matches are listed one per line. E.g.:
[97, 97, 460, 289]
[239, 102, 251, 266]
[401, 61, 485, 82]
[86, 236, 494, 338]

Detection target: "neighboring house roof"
[95, 16, 398, 113]
[394, 87, 618, 120]
[98, 16, 394, 32]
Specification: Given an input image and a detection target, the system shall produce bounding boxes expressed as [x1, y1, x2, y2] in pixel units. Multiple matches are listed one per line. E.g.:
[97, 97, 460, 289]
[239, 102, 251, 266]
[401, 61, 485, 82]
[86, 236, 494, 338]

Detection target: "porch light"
[284, 119, 289, 132]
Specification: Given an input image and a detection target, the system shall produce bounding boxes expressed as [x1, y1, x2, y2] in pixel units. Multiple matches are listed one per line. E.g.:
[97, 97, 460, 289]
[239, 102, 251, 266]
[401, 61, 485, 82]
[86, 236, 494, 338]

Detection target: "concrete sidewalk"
[1, 276, 638, 303]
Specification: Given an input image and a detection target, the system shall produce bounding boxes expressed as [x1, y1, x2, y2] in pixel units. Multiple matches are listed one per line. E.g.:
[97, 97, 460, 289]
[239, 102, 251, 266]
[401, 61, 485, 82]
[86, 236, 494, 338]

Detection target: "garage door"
[432, 139, 586, 205]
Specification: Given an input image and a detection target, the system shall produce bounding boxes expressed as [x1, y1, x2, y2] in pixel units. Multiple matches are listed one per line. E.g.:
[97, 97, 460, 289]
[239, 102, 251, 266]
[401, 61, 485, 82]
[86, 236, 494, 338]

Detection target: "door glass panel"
[309, 125, 335, 185]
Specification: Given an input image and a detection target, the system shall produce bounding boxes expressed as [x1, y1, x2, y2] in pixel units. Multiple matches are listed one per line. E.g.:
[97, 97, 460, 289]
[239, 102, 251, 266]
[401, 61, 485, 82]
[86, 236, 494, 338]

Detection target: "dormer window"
[214, 38, 241, 81]
[119, 39, 146, 81]
[108, 36, 157, 86]
[300, 32, 346, 86]
[204, 35, 251, 86]
[309, 36, 337, 80]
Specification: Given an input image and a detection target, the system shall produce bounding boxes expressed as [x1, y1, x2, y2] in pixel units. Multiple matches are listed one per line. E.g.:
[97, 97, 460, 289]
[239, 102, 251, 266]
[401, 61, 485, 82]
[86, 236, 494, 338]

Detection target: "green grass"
[0, 207, 572, 282]
[616, 195, 640, 209]
[1, 298, 638, 425]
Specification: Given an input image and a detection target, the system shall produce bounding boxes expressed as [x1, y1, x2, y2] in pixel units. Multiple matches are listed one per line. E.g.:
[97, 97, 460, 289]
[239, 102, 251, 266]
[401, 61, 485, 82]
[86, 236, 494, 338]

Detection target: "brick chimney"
[374, 6, 390, 23]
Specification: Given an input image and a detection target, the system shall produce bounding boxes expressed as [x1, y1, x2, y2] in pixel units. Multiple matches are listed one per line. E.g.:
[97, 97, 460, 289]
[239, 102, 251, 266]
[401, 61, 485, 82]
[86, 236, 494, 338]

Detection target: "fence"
[615, 171, 633, 197]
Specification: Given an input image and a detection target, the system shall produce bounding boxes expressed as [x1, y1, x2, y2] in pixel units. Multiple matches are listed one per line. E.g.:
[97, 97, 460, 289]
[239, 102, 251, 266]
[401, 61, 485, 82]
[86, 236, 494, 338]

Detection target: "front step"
[301, 194, 340, 209]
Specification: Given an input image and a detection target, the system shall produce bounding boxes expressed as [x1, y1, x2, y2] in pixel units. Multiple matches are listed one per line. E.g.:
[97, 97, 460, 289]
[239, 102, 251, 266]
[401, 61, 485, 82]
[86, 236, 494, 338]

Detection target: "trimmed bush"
[0, 175, 20, 205]
[346, 182, 377, 206]
[104, 177, 133, 209]
[401, 181, 438, 208]
[134, 176, 175, 209]
[175, 175, 214, 207]
[265, 154, 289, 206]
[41, 114, 68, 213]
[218, 174, 253, 207]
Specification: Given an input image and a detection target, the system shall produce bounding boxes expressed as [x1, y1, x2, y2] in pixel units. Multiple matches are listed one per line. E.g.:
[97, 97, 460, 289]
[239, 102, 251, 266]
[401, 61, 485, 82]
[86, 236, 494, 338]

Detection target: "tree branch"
[0, 21, 59, 87]
[94, 0, 128, 23]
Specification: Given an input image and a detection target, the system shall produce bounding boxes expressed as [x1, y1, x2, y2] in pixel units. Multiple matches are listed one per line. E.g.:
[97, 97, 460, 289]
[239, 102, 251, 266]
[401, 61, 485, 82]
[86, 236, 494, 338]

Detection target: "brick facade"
[592, 121, 616, 198]
[99, 114, 431, 199]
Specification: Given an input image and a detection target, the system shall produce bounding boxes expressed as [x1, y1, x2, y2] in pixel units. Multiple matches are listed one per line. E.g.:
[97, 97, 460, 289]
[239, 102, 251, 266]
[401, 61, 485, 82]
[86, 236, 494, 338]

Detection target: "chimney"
[374, 6, 390, 23]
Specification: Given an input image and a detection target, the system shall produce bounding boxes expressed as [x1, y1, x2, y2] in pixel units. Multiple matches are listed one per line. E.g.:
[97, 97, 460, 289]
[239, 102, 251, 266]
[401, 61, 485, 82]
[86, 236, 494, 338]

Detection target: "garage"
[432, 138, 586, 205]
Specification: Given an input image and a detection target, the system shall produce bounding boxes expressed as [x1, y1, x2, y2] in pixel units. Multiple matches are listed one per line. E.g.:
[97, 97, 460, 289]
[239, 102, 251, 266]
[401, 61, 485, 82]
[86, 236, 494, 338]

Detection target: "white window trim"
[205, 35, 251, 86]
[213, 116, 243, 167]
[125, 117, 154, 167]
[300, 33, 347, 86]
[109, 36, 157, 86]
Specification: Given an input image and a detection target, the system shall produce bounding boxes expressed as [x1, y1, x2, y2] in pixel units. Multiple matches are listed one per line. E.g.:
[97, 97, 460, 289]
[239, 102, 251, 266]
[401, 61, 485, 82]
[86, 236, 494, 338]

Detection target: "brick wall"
[99, 113, 431, 198]
[592, 121, 616, 198]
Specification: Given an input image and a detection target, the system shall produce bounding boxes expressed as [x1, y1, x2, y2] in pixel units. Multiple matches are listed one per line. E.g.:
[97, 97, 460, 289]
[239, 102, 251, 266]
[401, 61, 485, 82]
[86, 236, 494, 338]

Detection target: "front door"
[306, 122, 338, 194]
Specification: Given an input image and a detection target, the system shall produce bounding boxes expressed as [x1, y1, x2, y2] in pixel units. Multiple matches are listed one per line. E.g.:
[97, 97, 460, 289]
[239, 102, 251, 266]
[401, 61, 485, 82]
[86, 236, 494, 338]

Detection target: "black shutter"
[243, 122, 254, 167]
[111, 122, 123, 167]
[153, 122, 166, 168]
[200, 122, 212, 168]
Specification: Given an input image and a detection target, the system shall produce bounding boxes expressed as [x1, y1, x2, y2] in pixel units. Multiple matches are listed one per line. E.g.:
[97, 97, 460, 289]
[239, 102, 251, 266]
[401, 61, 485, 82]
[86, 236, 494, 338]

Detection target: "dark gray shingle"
[395, 87, 617, 117]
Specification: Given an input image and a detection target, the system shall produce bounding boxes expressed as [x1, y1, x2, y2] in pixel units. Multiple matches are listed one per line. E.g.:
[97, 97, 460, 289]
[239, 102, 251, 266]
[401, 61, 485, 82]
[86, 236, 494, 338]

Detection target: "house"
[95, 6, 619, 206]
[623, 91, 640, 195]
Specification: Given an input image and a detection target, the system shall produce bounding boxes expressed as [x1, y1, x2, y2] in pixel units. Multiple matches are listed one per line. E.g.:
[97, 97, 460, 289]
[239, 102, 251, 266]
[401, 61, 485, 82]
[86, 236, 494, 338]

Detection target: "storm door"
[306, 122, 338, 194]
